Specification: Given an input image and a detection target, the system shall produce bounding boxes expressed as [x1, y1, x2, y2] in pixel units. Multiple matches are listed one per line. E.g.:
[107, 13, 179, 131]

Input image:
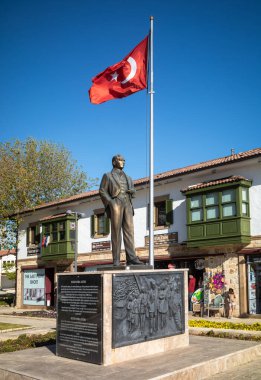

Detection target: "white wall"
[17, 158, 261, 260]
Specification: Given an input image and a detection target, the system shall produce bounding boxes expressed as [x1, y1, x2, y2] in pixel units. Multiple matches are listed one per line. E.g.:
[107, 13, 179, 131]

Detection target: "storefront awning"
[238, 249, 261, 254]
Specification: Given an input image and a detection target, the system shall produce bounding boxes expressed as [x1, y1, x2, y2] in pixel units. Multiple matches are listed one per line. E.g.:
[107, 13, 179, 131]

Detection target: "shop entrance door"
[256, 265, 261, 314]
[45, 268, 54, 307]
[248, 262, 261, 314]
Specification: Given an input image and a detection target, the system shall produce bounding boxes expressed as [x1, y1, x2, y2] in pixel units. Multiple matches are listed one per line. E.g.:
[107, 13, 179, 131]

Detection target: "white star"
[111, 71, 119, 82]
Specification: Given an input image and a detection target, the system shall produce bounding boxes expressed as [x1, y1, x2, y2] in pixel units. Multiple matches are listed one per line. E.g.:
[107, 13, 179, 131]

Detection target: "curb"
[0, 327, 31, 334]
[0, 314, 56, 321]
[151, 343, 261, 380]
[189, 327, 261, 338]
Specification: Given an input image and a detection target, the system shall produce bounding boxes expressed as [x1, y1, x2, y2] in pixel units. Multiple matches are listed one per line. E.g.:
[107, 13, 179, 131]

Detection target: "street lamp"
[66, 210, 85, 272]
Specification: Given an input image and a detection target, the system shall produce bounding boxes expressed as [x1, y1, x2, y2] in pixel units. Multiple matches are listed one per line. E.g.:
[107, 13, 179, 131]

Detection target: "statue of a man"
[99, 154, 143, 266]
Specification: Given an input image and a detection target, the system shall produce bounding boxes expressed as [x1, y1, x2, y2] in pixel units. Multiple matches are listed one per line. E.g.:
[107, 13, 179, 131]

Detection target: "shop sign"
[27, 246, 40, 256]
[145, 232, 178, 246]
[247, 255, 261, 264]
[195, 259, 205, 270]
[23, 269, 45, 306]
[92, 241, 111, 252]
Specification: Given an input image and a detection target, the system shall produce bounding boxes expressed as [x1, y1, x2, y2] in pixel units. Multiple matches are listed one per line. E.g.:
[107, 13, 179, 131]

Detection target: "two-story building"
[15, 147, 261, 316]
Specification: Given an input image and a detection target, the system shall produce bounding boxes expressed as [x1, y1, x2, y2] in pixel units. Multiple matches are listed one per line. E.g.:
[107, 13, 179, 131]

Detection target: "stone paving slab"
[0, 308, 261, 379]
[205, 357, 261, 380]
[0, 336, 260, 380]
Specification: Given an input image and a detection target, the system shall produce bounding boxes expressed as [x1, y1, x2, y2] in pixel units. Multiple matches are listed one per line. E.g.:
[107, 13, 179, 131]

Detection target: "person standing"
[188, 274, 196, 311]
[99, 154, 143, 266]
[225, 288, 236, 318]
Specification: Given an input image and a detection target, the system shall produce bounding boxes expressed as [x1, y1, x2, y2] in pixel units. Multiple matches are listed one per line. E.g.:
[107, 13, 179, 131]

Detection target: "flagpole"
[149, 16, 154, 268]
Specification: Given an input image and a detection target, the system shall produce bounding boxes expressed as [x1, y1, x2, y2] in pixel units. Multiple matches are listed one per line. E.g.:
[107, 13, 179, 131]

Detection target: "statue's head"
[112, 154, 125, 169]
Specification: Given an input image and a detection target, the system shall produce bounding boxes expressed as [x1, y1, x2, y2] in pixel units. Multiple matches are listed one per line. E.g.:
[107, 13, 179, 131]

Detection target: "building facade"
[16, 148, 261, 316]
[0, 250, 16, 290]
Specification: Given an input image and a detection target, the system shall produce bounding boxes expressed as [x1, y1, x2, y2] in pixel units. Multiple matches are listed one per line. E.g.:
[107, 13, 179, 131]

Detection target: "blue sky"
[1, 0, 260, 189]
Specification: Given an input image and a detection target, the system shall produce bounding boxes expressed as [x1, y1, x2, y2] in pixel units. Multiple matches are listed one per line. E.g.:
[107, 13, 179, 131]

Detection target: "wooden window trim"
[148, 195, 174, 230]
[187, 183, 251, 224]
[26, 223, 40, 247]
[91, 210, 110, 238]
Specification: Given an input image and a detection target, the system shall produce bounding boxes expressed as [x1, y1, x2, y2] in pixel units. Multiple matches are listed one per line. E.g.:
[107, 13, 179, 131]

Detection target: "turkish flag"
[89, 36, 148, 104]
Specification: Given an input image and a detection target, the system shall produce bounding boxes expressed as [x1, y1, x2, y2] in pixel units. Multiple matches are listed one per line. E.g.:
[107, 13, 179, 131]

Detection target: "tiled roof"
[40, 213, 67, 221]
[0, 249, 16, 257]
[135, 147, 261, 185]
[181, 175, 249, 193]
[17, 189, 99, 215]
[17, 147, 261, 215]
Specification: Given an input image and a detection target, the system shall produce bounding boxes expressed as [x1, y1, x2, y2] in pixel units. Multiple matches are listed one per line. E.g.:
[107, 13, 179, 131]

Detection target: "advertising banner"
[23, 269, 45, 305]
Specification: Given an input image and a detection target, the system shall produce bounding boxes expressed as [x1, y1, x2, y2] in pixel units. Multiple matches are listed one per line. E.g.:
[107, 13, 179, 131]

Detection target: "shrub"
[0, 332, 56, 354]
[189, 319, 261, 331]
[202, 330, 261, 341]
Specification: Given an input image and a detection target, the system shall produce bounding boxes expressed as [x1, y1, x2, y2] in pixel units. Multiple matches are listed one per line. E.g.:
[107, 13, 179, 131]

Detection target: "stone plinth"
[57, 269, 189, 366]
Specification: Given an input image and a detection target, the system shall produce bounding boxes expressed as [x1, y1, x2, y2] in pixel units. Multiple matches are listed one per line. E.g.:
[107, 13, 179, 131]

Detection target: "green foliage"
[0, 138, 96, 218]
[0, 138, 97, 248]
[0, 293, 15, 306]
[3, 262, 16, 281]
[0, 300, 12, 306]
[189, 319, 261, 331]
[202, 330, 261, 342]
[0, 219, 17, 250]
[0, 332, 56, 353]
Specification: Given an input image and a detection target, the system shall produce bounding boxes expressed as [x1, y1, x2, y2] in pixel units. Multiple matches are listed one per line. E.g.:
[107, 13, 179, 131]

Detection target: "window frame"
[58, 221, 66, 241]
[205, 192, 219, 220]
[221, 189, 236, 218]
[42, 216, 74, 244]
[51, 222, 58, 242]
[91, 209, 110, 238]
[241, 187, 249, 217]
[186, 180, 251, 224]
[190, 195, 203, 222]
[148, 196, 174, 229]
[26, 223, 40, 247]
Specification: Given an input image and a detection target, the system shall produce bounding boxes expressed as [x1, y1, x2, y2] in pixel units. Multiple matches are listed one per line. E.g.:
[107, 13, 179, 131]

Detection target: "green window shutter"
[35, 224, 41, 245]
[165, 199, 173, 226]
[91, 215, 96, 237]
[26, 227, 30, 246]
[104, 216, 110, 235]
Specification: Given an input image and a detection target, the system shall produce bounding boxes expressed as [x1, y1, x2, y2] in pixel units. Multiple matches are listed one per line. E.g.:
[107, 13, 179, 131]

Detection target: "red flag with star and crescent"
[89, 36, 148, 104]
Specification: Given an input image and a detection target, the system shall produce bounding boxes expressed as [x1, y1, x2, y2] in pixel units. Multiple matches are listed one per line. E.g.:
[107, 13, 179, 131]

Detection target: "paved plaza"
[0, 307, 260, 379]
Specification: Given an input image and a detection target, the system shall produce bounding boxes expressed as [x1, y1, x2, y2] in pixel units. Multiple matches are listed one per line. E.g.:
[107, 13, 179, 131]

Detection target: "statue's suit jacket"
[99, 170, 136, 218]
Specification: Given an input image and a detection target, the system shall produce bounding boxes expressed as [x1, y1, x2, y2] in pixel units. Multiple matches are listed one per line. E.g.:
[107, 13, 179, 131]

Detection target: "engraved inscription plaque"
[56, 274, 103, 364]
[112, 272, 185, 348]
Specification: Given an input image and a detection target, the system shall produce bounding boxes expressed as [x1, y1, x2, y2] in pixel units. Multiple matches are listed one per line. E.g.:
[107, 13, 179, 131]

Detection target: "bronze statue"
[99, 154, 143, 266]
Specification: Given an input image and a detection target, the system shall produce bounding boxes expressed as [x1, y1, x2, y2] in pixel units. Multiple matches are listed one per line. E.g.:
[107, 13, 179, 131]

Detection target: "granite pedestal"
[56, 269, 189, 365]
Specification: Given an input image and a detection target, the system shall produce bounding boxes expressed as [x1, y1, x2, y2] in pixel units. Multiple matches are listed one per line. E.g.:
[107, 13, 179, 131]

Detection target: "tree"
[0, 138, 95, 218]
[3, 262, 16, 281]
[0, 219, 17, 250]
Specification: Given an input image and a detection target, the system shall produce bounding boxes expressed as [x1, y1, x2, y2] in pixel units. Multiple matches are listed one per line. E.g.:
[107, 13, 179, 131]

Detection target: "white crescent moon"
[121, 56, 137, 84]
